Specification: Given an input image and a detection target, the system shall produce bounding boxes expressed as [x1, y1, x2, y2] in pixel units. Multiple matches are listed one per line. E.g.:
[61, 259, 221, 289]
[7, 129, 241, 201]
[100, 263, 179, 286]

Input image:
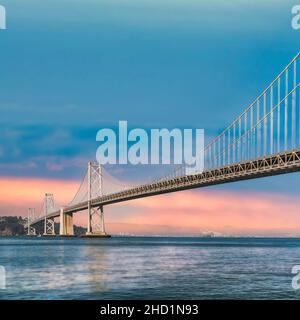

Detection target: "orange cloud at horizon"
[106, 190, 300, 236]
[1, 175, 300, 236]
[0, 176, 80, 215]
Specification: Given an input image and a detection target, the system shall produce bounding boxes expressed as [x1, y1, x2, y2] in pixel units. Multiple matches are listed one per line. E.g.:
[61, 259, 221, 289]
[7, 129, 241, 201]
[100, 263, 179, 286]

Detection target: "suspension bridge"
[27, 52, 300, 237]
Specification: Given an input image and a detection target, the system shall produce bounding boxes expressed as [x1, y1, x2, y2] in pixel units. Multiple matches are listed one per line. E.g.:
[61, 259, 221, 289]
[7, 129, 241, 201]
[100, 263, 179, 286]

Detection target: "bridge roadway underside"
[31, 148, 300, 225]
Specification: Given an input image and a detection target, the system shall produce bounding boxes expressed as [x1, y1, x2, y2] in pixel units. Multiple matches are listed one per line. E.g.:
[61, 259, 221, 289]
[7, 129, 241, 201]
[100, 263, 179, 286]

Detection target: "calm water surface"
[0, 237, 300, 299]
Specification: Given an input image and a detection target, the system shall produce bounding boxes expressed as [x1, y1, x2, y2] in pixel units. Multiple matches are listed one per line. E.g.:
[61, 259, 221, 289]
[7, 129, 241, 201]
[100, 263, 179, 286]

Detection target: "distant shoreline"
[0, 216, 86, 236]
[1, 216, 300, 238]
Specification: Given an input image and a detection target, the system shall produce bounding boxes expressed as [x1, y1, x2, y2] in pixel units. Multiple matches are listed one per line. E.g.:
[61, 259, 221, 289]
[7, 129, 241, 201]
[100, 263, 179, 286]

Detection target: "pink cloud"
[106, 190, 300, 236]
[0, 176, 80, 215]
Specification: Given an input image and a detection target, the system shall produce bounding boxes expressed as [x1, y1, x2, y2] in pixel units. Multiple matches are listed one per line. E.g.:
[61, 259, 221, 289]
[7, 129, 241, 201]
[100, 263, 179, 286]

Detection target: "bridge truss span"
[93, 148, 300, 206]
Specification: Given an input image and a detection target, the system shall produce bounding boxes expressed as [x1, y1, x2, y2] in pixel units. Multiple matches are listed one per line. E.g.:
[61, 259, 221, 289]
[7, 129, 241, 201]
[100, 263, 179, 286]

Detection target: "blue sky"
[0, 0, 300, 194]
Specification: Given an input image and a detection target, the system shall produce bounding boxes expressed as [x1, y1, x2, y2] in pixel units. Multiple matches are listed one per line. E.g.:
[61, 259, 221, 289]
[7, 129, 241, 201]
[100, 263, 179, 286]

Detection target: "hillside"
[0, 216, 86, 236]
[0, 216, 25, 236]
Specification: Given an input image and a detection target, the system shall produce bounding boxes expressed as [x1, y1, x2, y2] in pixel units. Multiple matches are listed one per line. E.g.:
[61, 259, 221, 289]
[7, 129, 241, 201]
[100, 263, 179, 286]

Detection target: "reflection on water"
[0, 237, 300, 299]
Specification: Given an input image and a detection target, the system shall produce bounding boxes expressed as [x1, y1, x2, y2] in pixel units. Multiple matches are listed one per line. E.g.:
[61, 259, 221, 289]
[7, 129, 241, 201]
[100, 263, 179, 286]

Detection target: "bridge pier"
[27, 208, 36, 236]
[85, 205, 110, 238]
[27, 226, 36, 236]
[59, 209, 74, 236]
[43, 193, 56, 236]
[43, 217, 55, 236]
[84, 162, 110, 238]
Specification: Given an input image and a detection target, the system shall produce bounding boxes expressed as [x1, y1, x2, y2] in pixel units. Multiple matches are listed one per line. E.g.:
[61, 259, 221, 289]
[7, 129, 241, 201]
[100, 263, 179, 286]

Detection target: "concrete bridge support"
[59, 209, 74, 236]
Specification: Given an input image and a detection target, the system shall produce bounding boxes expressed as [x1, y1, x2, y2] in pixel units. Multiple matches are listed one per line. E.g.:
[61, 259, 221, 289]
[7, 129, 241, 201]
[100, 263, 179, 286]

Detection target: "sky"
[0, 0, 300, 235]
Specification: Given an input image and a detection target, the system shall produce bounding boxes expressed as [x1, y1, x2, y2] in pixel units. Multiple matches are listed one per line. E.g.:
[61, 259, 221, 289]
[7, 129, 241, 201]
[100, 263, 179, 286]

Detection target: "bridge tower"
[43, 193, 56, 236]
[27, 208, 36, 236]
[86, 162, 110, 237]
